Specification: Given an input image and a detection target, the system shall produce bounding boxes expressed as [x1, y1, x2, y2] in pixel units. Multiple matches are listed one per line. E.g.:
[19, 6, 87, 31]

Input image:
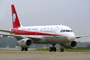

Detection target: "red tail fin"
[11, 5, 21, 28]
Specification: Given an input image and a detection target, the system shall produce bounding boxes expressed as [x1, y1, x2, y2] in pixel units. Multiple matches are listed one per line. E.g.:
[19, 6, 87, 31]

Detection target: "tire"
[60, 48, 64, 52]
[49, 47, 56, 52]
[25, 48, 28, 51]
[53, 47, 56, 52]
[21, 48, 24, 51]
[49, 47, 53, 52]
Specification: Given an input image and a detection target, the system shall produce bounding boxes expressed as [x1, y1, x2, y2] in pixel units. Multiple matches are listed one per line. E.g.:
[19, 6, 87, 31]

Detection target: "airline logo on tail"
[13, 13, 16, 22]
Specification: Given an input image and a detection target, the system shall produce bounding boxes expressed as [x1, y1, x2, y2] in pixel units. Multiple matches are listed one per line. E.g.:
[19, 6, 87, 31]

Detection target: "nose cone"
[68, 33, 75, 41]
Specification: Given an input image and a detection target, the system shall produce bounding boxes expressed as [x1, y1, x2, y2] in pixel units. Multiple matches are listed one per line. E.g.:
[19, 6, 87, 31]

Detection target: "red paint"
[11, 5, 21, 28]
[11, 28, 62, 36]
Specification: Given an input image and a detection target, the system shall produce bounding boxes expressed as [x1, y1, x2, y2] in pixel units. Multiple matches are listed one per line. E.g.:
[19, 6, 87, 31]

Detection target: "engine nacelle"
[17, 38, 33, 48]
[60, 41, 77, 49]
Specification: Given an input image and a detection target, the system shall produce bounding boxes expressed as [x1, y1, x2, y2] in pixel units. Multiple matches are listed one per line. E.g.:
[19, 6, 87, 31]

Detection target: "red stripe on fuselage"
[11, 28, 62, 36]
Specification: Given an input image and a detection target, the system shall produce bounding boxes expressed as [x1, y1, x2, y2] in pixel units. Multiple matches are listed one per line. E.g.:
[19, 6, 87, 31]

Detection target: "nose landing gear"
[49, 44, 64, 52]
[60, 48, 64, 52]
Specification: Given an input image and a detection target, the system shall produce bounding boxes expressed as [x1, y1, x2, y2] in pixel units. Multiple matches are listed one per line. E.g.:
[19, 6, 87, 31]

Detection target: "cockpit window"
[60, 30, 73, 32]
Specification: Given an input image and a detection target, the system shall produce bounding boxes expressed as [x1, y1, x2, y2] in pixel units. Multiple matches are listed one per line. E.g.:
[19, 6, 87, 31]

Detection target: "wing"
[0, 34, 41, 41]
[0, 30, 44, 41]
[0, 34, 23, 40]
[75, 35, 90, 39]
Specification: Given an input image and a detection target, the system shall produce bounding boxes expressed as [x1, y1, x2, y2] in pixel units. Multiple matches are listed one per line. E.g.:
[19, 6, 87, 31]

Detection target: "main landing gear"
[49, 44, 56, 52]
[49, 44, 64, 52]
[21, 47, 28, 51]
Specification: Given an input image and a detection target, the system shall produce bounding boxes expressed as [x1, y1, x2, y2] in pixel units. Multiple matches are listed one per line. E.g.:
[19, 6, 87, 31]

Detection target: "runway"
[0, 50, 90, 60]
[0, 48, 37, 50]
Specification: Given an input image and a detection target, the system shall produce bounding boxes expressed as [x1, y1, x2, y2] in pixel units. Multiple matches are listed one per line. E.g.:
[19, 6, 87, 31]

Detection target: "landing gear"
[25, 48, 28, 51]
[60, 48, 64, 52]
[49, 44, 56, 52]
[49, 44, 64, 52]
[49, 47, 56, 52]
[21, 48, 24, 51]
[21, 47, 28, 51]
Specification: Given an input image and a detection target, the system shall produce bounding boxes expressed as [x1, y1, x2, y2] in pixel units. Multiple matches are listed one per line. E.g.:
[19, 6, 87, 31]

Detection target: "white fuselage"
[15, 25, 75, 44]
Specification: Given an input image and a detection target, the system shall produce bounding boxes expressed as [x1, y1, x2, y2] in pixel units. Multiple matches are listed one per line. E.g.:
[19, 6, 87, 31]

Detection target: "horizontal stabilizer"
[0, 30, 13, 33]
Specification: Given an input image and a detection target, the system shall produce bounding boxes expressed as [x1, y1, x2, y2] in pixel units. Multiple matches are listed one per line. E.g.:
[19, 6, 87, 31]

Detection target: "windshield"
[60, 30, 73, 32]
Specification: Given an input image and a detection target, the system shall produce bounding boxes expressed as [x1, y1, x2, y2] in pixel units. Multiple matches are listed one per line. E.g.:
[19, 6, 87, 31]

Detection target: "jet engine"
[17, 38, 33, 48]
[60, 41, 77, 49]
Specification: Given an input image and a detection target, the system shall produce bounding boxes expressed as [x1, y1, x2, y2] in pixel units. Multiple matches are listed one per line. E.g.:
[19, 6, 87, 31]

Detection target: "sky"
[0, 0, 90, 42]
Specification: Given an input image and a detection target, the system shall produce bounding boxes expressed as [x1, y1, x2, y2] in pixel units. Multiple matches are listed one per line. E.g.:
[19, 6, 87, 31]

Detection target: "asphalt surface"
[0, 50, 90, 60]
[0, 48, 37, 50]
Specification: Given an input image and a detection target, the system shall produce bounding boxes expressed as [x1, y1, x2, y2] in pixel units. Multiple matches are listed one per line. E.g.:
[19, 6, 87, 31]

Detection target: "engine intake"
[60, 41, 77, 49]
[26, 40, 32, 46]
[17, 38, 33, 47]
[71, 41, 77, 47]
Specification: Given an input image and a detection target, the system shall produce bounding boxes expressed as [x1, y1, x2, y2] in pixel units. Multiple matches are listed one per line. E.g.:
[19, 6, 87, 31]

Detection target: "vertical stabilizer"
[11, 5, 21, 28]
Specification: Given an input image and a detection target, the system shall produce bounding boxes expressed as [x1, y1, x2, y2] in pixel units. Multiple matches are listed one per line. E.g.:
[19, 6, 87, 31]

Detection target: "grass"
[65, 50, 90, 52]
[75, 47, 90, 50]
[35, 48, 90, 52]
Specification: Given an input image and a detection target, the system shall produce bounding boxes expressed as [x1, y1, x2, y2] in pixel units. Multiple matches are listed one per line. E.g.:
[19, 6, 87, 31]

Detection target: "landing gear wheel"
[21, 48, 28, 51]
[49, 47, 53, 52]
[53, 47, 56, 52]
[21, 48, 24, 51]
[49, 44, 57, 52]
[25, 48, 28, 51]
[60, 48, 64, 52]
[49, 47, 56, 52]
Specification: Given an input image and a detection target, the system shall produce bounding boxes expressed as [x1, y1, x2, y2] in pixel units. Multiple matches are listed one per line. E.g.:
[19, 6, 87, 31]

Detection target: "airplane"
[0, 5, 88, 52]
